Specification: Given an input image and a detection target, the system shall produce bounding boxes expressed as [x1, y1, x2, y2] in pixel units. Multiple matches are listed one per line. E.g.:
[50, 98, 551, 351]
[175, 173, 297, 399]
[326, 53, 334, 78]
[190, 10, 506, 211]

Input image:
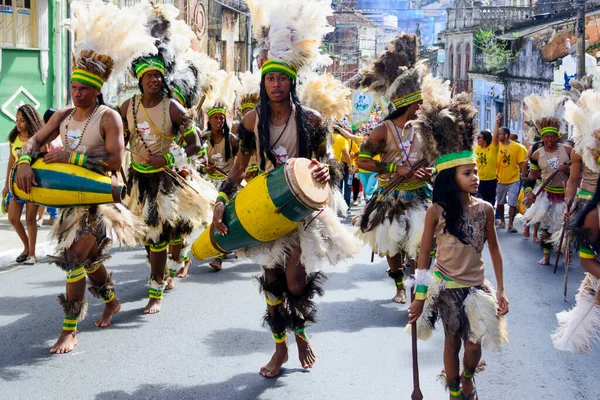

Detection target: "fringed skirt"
[50, 204, 143, 270]
[410, 277, 508, 350]
[524, 190, 566, 234]
[127, 169, 215, 245]
[237, 204, 362, 274]
[552, 273, 600, 354]
[356, 186, 431, 259]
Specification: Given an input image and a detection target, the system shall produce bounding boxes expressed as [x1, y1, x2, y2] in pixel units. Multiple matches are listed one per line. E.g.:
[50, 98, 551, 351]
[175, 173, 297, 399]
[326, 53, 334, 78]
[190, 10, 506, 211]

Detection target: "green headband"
[540, 126, 559, 137]
[261, 60, 298, 80]
[436, 150, 477, 172]
[135, 57, 166, 79]
[207, 107, 227, 118]
[392, 90, 423, 109]
[72, 69, 105, 91]
[173, 86, 186, 107]
[241, 103, 257, 112]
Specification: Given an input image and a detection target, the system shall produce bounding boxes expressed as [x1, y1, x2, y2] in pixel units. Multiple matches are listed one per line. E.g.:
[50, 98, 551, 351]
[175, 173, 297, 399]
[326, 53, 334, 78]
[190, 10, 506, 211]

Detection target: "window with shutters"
[0, 0, 37, 48]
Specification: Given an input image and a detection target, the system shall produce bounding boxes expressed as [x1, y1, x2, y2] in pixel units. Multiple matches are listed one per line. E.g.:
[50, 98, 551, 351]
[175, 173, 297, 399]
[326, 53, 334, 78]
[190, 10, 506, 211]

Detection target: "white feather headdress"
[63, 0, 157, 87]
[523, 93, 567, 137]
[246, 0, 334, 77]
[171, 50, 219, 109]
[236, 71, 262, 113]
[298, 72, 351, 122]
[202, 70, 242, 118]
[564, 90, 600, 173]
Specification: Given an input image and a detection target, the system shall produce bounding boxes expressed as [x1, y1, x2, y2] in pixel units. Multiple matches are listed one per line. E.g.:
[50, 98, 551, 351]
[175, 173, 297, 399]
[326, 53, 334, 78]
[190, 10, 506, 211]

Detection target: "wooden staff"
[410, 261, 424, 400]
[564, 235, 570, 301]
[370, 158, 429, 206]
[553, 183, 569, 274]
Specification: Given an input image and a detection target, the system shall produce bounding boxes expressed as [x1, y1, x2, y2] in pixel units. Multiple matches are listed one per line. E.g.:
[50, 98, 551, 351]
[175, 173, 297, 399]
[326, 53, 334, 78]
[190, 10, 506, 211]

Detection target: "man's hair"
[509, 133, 519, 142]
[480, 129, 492, 146]
[500, 126, 510, 135]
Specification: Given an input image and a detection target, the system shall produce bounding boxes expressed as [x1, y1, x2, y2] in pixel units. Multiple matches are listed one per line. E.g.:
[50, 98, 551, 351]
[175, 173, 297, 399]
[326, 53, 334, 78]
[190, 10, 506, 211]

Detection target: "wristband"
[386, 163, 397, 174]
[358, 151, 373, 160]
[217, 191, 230, 204]
[164, 152, 175, 168]
[415, 284, 428, 301]
[18, 154, 32, 166]
[524, 187, 532, 194]
[69, 152, 87, 167]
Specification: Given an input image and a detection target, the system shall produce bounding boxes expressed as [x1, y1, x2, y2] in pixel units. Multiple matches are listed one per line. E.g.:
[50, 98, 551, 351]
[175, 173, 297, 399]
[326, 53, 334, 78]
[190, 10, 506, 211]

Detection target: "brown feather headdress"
[413, 75, 478, 171]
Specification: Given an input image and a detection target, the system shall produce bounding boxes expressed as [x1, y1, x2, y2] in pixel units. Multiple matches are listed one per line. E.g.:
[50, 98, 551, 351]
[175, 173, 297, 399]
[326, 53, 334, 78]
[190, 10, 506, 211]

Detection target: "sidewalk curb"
[0, 240, 56, 269]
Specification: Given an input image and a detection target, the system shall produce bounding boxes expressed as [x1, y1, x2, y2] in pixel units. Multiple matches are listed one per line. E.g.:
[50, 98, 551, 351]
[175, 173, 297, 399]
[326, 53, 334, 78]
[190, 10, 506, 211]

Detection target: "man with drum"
[210, 0, 360, 378]
[355, 34, 433, 305]
[15, 0, 151, 354]
[119, 6, 210, 314]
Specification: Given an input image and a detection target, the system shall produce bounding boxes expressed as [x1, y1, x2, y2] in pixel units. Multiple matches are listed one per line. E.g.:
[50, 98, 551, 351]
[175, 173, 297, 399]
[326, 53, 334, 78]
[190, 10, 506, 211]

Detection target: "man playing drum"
[355, 34, 433, 304]
[15, 0, 153, 354]
[119, 4, 211, 314]
[211, 0, 360, 377]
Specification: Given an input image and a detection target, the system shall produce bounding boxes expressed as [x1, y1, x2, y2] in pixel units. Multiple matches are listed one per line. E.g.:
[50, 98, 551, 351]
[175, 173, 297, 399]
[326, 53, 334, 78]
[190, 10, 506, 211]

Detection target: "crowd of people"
[3, 0, 599, 398]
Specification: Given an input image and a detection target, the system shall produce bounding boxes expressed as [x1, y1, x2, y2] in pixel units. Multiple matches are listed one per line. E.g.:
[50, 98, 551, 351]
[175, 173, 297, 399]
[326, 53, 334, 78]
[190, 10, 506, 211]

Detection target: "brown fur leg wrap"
[57, 294, 88, 322]
[88, 272, 116, 300]
[387, 268, 404, 282]
[286, 271, 326, 330]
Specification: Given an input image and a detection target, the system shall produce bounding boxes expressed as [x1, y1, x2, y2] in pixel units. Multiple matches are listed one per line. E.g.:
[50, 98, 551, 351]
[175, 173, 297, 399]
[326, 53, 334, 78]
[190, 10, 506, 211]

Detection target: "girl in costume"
[3, 104, 44, 265]
[407, 76, 509, 400]
[552, 89, 600, 354]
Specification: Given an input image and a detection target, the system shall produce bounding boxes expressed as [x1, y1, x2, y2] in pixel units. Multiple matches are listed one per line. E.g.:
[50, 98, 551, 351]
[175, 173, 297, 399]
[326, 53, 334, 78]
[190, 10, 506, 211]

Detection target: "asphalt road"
[1, 211, 598, 399]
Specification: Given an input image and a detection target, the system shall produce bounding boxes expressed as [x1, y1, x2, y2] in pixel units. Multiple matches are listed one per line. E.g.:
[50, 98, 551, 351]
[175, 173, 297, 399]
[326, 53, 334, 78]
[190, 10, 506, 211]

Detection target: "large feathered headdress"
[130, 1, 186, 81]
[298, 72, 351, 122]
[564, 90, 600, 173]
[245, 0, 334, 79]
[564, 75, 595, 103]
[360, 34, 428, 110]
[170, 51, 219, 109]
[413, 75, 478, 171]
[202, 70, 242, 119]
[524, 93, 567, 138]
[237, 71, 261, 114]
[63, 0, 157, 91]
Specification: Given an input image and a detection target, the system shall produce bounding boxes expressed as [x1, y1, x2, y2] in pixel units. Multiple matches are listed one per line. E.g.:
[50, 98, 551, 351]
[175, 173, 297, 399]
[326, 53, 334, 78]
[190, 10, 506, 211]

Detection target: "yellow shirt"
[10, 136, 26, 159]
[497, 141, 527, 185]
[331, 133, 351, 163]
[475, 143, 499, 181]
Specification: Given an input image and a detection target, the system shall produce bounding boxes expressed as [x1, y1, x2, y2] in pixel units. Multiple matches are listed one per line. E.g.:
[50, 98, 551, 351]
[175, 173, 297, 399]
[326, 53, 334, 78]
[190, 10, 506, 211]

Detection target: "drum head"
[284, 158, 329, 210]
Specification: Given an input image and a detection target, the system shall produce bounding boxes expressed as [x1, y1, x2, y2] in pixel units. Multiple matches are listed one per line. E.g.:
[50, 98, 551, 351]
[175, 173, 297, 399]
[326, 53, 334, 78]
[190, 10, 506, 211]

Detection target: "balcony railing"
[446, 6, 534, 31]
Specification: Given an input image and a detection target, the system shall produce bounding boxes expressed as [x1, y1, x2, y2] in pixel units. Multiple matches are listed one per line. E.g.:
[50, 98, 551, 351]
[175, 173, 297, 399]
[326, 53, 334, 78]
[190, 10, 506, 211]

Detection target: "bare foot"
[144, 299, 162, 314]
[538, 255, 550, 265]
[165, 277, 175, 291]
[209, 258, 223, 271]
[176, 259, 192, 278]
[296, 335, 316, 369]
[461, 377, 477, 399]
[260, 346, 288, 378]
[49, 331, 78, 354]
[523, 225, 530, 239]
[499, 222, 506, 229]
[533, 236, 541, 243]
[393, 287, 407, 304]
[95, 300, 121, 328]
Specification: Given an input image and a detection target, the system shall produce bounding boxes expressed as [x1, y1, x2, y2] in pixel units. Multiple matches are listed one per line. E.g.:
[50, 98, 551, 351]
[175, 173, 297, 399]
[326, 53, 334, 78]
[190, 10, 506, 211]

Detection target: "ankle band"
[449, 387, 462, 399]
[66, 265, 87, 283]
[182, 252, 190, 262]
[63, 317, 78, 331]
[103, 289, 115, 304]
[149, 279, 165, 300]
[294, 327, 308, 341]
[272, 331, 287, 343]
[395, 279, 404, 288]
[169, 268, 177, 278]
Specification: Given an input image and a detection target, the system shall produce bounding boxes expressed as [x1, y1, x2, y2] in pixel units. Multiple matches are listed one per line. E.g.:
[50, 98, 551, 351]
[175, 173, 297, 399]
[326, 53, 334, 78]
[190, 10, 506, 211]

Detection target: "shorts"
[7, 192, 26, 205]
[477, 179, 497, 207]
[496, 181, 520, 207]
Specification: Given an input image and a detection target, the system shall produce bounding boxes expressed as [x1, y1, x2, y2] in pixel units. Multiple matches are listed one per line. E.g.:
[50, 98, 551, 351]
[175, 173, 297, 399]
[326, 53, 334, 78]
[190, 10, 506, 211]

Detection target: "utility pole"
[577, 0, 586, 79]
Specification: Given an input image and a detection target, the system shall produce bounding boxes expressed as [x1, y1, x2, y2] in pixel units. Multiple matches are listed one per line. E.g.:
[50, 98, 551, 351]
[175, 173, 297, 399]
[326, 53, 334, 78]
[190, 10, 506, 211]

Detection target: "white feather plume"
[202, 70, 242, 114]
[63, 0, 158, 79]
[523, 93, 566, 132]
[236, 70, 262, 109]
[565, 90, 600, 173]
[298, 72, 351, 122]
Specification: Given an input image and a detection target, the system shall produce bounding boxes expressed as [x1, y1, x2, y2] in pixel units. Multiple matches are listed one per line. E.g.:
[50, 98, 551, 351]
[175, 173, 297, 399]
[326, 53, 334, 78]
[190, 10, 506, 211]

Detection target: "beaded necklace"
[65, 103, 99, 151]
[391, 121, 415, 168]
[542, 145, 560, 171]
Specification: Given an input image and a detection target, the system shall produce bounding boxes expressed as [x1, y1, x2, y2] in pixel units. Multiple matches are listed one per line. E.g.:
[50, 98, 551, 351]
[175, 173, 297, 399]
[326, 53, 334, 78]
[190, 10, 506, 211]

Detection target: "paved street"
[1, 210, 598, 400]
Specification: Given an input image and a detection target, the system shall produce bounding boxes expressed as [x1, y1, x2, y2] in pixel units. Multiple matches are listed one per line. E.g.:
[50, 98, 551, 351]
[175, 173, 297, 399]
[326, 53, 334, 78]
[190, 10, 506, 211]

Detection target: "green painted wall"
[0, 0, 56, 143]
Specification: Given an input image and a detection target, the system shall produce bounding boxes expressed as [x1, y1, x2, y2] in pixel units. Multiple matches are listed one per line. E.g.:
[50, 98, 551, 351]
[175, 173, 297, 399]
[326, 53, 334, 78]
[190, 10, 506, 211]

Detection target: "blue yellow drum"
[192, 158, 329, 260]
[10, 159, 124, 208]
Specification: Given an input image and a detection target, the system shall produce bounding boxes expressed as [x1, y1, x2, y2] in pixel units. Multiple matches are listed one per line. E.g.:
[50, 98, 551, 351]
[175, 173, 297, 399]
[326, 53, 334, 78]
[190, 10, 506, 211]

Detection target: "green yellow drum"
[192, 158, 329, 260]
[10, 159, 124, 208]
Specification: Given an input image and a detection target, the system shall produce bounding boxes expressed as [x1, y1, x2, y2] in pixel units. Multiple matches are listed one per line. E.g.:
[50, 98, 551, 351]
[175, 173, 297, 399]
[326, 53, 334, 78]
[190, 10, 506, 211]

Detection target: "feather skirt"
[552, 273, 600, 354]
[236, 205, 361, 274]
[127, 169, 214, 244]
[356, 187, 431, 259]
[524, 190, 566, 234]
[409, 279, 508, 351]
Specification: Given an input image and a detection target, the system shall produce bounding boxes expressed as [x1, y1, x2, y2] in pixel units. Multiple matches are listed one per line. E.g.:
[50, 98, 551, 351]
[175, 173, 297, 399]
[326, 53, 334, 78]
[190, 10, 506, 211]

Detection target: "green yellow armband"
[358, 151, 373, 160]
[18, 154, 32, 166]
[216, 191, 230, 204]
[579, 247, 596, 260]
[182, 126, 196, 137]
[69, 152, 87, 167]
[164, 152, 175, 168]
[387, 163, 397, 174]
[415, 284, 428, 301]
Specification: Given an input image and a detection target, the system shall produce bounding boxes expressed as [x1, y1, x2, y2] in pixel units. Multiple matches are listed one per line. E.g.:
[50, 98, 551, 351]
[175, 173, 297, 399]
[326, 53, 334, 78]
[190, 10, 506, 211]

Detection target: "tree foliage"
[472, 28, 514, 75]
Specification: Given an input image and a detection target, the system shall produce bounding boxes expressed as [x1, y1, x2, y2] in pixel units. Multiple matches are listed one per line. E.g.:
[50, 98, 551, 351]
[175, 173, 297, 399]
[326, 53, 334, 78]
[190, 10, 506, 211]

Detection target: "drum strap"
[120, 167, 130, 197]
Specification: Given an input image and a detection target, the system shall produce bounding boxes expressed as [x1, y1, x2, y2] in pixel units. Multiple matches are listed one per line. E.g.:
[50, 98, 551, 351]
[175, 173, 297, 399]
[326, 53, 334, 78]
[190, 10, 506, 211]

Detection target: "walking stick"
[564, 235, 570, 301]
[371, 251, 374, 263]
[553, 228, 566, 274]
[410, 262, 424, 400]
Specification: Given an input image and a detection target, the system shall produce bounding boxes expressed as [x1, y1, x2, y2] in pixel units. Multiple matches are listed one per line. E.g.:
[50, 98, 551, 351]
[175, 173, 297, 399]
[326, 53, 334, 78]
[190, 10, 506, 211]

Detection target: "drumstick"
[410, 261, 424, 400]
[564, 236, 570, 302]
